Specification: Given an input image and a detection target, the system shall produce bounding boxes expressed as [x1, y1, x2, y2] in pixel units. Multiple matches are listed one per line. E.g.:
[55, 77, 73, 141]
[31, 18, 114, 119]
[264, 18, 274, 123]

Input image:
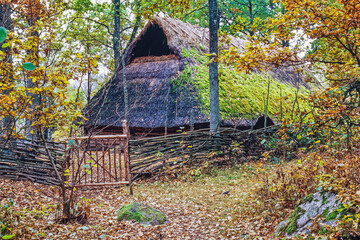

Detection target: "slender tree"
[209, 0, 220, 133]
[113, 0, 121, 70]
[121, 0, 142, 122]
[24, 0, 42, 139]
[0, 2, 12, 135]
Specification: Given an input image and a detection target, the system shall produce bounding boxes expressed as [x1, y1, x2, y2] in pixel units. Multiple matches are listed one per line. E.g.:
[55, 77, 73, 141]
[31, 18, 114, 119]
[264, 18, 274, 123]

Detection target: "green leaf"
[0, 27, 7, 43]
[1, 42, 9, 48]
[22, 62, 37, 71]
[2, 235, 15, 239]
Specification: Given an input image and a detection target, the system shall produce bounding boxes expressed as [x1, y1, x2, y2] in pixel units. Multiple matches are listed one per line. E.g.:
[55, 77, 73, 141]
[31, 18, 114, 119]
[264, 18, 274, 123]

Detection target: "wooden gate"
[63, 121, 131, 188]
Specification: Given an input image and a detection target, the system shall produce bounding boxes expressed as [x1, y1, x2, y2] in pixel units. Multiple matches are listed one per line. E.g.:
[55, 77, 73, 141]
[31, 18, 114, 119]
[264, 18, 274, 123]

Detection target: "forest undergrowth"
[1, 125, 360, 239]
[0, 157, 300, 239]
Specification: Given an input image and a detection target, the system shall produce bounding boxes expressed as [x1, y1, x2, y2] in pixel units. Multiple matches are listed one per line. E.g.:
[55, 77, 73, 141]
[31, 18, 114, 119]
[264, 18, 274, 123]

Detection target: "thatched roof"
[85, 16, 311, 130]
[86, 58, 207, 129]
[124, 17, 247, 65]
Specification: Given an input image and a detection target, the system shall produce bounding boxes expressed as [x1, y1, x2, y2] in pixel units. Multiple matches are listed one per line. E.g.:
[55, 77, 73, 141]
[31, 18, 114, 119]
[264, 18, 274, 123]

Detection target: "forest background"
[1, 0, 360, 238]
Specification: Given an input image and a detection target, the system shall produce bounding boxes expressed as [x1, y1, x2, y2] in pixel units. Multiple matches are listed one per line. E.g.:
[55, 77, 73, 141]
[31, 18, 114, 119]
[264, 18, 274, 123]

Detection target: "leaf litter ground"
[0, 164, 278, 239]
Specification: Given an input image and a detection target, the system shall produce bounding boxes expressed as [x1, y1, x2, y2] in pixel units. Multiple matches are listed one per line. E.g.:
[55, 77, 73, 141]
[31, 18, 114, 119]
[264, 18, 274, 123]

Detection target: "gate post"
[122, 120, 132, 195]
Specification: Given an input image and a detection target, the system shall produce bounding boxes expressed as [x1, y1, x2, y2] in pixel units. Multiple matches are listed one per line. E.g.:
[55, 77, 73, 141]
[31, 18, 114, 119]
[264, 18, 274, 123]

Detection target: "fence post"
[122, 120, 133, 195]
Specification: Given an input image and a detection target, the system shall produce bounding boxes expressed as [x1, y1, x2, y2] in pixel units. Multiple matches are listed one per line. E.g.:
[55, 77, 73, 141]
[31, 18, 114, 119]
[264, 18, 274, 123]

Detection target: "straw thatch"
[85, 16, 309, 135]
[86, 58, 207, 131]
[124, 17, 246, 65]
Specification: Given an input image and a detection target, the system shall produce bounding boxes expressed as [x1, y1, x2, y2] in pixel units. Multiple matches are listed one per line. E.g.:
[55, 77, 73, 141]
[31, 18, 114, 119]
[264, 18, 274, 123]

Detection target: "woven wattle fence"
[129, 125, 279, 178]
[0, 138, 66, 185]
[0, 124, 279, 186]
[129, 128, 231, 175]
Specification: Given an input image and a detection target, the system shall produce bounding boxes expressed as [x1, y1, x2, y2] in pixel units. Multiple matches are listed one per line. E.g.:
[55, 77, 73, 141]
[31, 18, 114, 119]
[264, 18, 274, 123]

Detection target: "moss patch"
[285, 206, 305, 235]
[322, 206, 339, 221]
[321, 195, 329, 205]
[278, 223, 287, 235]
[318, 227, 331, 235]
[117, 202, 168, 225]
[338, 205, 355, 220]
[325, 210, 339, 221]
[301, 193, 314, 204]
[322, 207, 330, 218]
[181, 48, 311, 120]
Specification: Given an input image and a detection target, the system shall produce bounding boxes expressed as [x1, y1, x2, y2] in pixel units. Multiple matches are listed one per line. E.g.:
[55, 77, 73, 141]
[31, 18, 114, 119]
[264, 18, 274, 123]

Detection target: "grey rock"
[277, 191, 341, 237]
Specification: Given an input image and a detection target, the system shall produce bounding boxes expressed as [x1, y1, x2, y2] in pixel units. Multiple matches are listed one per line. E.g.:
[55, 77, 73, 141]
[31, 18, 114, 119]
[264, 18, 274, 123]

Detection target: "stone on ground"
[117, 202, 169, 225]
[277, 191, 342, 237]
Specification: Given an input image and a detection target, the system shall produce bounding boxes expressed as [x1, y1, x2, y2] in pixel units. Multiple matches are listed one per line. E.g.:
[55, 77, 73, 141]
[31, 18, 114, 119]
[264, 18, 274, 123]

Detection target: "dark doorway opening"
[130, 24, 173, 62]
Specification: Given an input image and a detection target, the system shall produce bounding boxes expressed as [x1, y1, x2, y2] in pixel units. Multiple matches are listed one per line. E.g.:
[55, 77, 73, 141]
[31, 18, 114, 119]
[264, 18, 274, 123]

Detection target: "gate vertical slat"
[108, 138, 112, 182]
[89, 141, 93, 183]
[125, 143, 129, 181]
[123, 121, 130, 182]
[95, 139, 99, 183]
[101, 138, 105, 182]
[119, 139, 123, 181]
[83, 140, 87, 185]
[64, 141, 68, 185]
[114, 138, 118, 181]
[72, 140, 76, 183]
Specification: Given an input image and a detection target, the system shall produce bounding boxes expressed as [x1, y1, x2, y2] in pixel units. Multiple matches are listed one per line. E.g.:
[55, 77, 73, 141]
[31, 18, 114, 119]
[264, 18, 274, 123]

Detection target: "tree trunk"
[25, 31, 40, 140]
[248, 0, 254, 36]
[119, 1, 143, 124]
[121, 47, 129, 122]
[113, 0, 121, 71]
[0, 4, 11, 53]
[209, 0, 220, 133]
[127, 0, 141, 47]
[0, 3, 13, 136]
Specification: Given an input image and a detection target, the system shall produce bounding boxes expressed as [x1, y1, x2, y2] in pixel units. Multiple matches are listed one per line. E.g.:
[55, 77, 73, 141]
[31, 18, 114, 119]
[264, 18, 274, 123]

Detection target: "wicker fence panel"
[0, 138, 66, 185]
[129, 126, 280, 177]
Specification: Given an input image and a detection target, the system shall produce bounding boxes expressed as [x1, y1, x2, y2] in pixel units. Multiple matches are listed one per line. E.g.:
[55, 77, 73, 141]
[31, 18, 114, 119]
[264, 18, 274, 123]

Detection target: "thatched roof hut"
[85, 16, 310, 137]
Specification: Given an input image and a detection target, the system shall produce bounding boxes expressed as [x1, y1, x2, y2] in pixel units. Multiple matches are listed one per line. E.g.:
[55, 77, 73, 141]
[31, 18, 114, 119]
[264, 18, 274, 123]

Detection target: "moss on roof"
[181, 48, 311, 120]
